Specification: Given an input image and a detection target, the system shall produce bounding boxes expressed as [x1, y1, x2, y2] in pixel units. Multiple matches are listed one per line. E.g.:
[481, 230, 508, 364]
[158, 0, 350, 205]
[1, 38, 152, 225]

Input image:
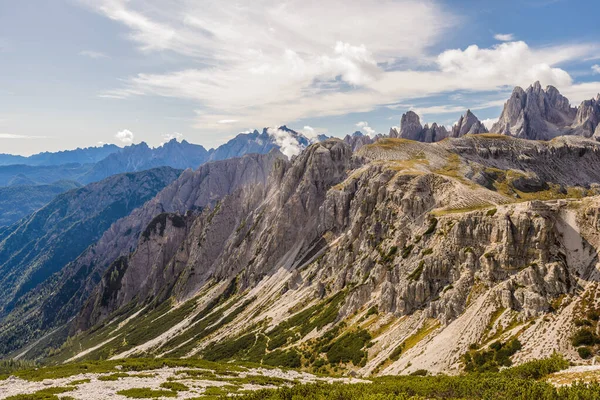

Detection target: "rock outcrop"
[450, 110, 488, 137]
[343, 131, 376, 151]
[396, 111, 448, 142]
[491, 82, 600, 140]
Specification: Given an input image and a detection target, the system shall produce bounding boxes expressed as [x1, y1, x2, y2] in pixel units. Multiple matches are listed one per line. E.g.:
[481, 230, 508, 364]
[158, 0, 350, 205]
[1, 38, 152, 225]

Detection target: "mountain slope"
[0, 151, 284, 358]
[26, 136, 600, 377]
[0, 180, 82, 227]
[0, 167, 181, 323]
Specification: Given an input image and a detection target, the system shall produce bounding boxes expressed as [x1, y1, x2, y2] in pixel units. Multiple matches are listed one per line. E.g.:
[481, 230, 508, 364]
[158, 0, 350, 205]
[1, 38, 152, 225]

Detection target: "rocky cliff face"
[19, 135, 600, 378]
[491, 82, 600, 140]
[450, 110, 488, 137]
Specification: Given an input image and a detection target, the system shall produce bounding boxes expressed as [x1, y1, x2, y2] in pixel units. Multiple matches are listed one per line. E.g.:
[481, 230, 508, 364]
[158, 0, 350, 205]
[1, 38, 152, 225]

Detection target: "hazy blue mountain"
[0, 144, 120, 166]
[0, 163, 93, 186]
[80, 139, 210, 184]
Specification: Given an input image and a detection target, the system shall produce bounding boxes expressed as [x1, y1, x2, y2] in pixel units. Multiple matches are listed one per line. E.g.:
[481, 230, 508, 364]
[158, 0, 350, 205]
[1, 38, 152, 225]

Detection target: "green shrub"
[324, 329, 371, 366]
[463, 339, 522, 373]
[486, 208, 498, 216]
[401, 244, 414, 259]
[572, 328, 598, 346]
[424, 218, 438, 235]
[578, 347, 593, 359]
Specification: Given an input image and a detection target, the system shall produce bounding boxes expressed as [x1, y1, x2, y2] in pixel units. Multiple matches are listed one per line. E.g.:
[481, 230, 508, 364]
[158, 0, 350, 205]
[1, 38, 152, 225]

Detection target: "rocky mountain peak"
[451, 109, 488, 138]
[399, 111, 423, 140]
[491, 82, 577, 140]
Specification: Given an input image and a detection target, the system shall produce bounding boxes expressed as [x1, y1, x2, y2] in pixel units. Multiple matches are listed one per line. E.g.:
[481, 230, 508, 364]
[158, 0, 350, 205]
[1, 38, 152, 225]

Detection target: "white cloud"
[115, 129, 134, 144]
[356, 121, 376, 137]
[299, 125, 318, 140]
[0, 133, 49, 139]
[481, 118, 499, 130]
[494, 33, 515, 41]
[266, 127, 304, 158]
[79, 50, 109, 59]
[81, 1, 600, 138]
[592, 65, 600, 75]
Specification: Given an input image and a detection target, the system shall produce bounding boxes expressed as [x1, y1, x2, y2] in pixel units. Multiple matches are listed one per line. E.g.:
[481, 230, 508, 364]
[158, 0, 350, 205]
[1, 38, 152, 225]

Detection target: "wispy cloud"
[494, 33, 515, 41]
[592, 65, 600, 75]
[79, 50, 109, 59]
[0, 133, 49, 139]
[80, 0, 600, 134]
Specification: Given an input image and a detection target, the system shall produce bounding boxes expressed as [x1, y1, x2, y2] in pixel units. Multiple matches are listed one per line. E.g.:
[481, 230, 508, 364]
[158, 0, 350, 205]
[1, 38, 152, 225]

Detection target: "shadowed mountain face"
[0, 180, 82, 227]
[0, 167, 181, 323]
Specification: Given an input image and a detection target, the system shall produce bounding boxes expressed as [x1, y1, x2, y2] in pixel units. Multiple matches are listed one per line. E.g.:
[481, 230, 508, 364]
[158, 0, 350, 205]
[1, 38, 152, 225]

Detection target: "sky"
[1, 0, 600, 155]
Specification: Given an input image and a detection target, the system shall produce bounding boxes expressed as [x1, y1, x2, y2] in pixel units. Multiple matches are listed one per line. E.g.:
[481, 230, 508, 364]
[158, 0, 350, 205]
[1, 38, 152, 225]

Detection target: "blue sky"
[1, 0, 600, 155]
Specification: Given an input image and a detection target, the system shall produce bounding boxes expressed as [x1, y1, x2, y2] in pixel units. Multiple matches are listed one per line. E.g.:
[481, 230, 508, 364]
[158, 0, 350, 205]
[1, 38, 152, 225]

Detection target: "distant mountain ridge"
[0, 144, 120, 166]
[0, 127, 320, 188]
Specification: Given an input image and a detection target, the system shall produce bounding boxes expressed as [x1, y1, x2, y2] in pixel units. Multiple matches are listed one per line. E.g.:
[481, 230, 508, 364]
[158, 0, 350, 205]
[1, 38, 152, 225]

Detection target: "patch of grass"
[117, 388, 177, 398]
[67, 378, 90, 385]
[402, 319, 439, 353]
[160, 381, 189, 391]
[7, 358, 246, 382]
[407, 261, 425, 281]
[401, 244, 414, 259]
[421, 248, 433, 256]
[98, 372, 130, 381]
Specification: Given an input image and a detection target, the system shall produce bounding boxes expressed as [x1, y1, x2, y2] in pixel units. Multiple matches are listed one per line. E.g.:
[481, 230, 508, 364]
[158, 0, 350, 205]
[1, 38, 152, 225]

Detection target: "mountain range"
[2, 82, 600, 379]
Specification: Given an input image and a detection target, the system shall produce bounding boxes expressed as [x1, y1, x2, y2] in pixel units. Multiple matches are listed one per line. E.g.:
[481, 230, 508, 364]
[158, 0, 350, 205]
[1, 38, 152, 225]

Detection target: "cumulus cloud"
[115, 129, 134, 144]
[481, 118, 499, 130]
[356, 121, 376, 137]
[299, 125, 319, 140]
[79, 50, 109, 59]
[494, 33, 515, 41]
[593, 65, 600, 75]
[266, 127, 304, 158]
